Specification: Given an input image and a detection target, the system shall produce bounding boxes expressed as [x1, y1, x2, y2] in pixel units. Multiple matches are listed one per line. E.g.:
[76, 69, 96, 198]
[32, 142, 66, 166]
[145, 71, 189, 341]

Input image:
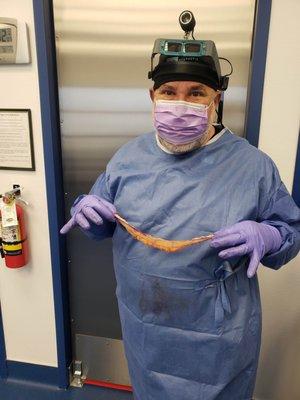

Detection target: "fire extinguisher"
[0, 186, 29, 268]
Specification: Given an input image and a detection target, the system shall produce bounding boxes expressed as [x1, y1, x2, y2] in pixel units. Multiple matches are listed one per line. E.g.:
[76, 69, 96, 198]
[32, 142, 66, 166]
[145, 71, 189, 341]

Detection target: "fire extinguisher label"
[1, 202, 18, 228]
[2, 225, 21, 243]
[2, 225, 23, 256]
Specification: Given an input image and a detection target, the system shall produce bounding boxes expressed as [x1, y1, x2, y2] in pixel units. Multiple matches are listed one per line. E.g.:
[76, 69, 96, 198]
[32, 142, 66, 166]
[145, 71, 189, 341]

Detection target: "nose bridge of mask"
[155, 99, 213, 113]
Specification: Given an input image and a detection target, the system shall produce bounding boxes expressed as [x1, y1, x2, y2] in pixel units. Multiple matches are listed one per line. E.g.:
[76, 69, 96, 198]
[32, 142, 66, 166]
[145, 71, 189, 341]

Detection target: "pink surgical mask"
[153, 99, 214, 145]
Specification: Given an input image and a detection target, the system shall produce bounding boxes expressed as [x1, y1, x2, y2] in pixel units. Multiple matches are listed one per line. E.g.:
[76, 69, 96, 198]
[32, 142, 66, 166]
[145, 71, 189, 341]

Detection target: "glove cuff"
[261, 222, 283, 255]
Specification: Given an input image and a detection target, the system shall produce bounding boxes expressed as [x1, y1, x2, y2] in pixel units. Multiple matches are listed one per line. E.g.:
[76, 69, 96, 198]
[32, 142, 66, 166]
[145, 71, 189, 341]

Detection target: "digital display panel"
[0, 28, 12, 43]
[0, 46, 13, 53]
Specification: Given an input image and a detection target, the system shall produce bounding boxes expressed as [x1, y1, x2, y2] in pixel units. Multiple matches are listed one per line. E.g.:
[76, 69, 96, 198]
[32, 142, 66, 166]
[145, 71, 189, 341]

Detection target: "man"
[61, 39, 300, 400]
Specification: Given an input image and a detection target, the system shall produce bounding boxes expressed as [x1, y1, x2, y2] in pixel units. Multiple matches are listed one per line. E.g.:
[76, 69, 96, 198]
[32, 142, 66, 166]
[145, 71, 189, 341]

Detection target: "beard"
[157, 125, 215, 154]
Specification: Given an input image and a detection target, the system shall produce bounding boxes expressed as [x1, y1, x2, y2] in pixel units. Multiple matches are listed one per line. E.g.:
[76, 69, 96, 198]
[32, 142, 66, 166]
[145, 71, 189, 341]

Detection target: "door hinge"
[70, 360, 86, 387]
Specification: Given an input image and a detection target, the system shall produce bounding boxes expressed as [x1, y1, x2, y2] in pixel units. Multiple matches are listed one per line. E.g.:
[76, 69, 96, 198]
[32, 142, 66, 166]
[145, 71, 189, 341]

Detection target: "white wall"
[0, 0, 57, 366]
[255, 0, 300, 399]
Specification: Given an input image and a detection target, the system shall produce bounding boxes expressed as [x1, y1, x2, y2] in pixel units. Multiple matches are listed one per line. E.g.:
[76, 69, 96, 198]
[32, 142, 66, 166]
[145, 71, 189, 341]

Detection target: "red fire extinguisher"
[0, 187, 29, 268]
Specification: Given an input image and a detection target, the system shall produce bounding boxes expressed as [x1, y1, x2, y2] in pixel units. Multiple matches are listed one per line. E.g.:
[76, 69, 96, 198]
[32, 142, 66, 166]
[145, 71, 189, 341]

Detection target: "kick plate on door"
[75, 334, 131, 386]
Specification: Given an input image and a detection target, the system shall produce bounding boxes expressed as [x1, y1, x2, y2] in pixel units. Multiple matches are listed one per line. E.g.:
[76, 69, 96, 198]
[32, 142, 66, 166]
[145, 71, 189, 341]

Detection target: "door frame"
[32, 0, 72, 388]
[292, 131, 300, 207]
[0, 0, 274, 388]
[244, 0, 272, 145]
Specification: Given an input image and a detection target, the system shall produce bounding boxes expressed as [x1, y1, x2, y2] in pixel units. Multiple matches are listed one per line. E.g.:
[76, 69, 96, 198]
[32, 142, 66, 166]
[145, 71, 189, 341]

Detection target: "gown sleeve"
[257, 155, 300, 269]
[71, 171, 116, 241]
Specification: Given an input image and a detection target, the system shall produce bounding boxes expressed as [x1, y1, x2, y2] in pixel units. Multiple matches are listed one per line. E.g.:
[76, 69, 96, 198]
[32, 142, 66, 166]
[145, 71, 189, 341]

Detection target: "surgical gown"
[82, 129, 300, 400]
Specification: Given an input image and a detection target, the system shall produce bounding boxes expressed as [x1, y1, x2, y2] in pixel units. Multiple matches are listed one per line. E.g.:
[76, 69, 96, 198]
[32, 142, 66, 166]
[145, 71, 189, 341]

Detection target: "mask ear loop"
[216, 91, 224, 124]
[216, 57, 233, 122]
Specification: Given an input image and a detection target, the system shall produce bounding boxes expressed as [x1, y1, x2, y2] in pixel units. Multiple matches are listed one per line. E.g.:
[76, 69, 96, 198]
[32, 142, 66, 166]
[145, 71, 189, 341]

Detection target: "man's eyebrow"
[158, 83, 208, 91]
[189, 84, 207, 91]
[159, 84, 177, 90]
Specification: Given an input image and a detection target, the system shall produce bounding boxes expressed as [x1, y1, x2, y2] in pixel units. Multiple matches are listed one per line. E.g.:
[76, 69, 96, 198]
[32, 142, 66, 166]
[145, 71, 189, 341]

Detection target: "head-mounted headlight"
[148, 11, 233, 91]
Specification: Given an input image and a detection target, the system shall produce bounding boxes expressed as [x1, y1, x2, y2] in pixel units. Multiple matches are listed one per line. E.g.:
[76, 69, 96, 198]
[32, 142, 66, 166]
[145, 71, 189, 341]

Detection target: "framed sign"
[0, 108, 35, 170]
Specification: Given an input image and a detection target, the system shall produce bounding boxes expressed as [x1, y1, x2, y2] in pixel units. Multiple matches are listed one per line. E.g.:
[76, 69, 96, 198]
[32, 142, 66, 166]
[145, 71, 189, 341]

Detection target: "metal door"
[53, 0, 256, 386]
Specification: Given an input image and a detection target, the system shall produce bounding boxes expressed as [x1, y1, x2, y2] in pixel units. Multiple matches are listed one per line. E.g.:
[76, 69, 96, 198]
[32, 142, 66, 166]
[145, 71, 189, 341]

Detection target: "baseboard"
[5, 360, 59, 386]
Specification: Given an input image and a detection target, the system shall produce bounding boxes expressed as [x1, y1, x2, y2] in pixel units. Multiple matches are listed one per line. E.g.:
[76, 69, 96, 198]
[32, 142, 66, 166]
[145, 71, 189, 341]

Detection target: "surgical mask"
[153, 99, 214, 145]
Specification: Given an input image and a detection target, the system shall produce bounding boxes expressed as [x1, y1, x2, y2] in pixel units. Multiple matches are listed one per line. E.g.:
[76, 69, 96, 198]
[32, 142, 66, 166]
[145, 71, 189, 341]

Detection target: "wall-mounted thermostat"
[0, 17, 30, 64]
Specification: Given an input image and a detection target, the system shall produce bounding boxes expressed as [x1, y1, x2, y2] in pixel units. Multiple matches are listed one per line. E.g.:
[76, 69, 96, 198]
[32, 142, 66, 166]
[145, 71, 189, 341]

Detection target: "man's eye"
[191, 91, 204, 97]
[161, 90, 175, 95]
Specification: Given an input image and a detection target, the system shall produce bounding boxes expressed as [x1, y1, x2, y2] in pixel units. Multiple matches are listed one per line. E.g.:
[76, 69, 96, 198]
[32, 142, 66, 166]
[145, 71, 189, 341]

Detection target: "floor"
[0, 379, 134, 400]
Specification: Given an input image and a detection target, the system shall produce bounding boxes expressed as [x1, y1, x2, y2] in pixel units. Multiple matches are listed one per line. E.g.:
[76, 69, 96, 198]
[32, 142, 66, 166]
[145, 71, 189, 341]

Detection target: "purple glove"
[60, 195, 116, 234]
[210, 221, 282, 278]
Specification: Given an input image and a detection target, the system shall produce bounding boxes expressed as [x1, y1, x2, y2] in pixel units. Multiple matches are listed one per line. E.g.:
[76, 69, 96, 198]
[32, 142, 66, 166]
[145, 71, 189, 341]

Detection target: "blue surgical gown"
[80, 129, 300, 400]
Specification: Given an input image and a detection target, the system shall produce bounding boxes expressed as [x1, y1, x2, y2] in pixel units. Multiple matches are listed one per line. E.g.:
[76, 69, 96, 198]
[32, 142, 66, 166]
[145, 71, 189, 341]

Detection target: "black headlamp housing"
[148, 38, 231, 91]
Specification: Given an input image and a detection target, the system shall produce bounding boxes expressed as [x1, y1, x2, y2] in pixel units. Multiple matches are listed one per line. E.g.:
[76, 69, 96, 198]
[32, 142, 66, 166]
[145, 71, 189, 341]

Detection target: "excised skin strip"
[115, 213, 213, 252]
